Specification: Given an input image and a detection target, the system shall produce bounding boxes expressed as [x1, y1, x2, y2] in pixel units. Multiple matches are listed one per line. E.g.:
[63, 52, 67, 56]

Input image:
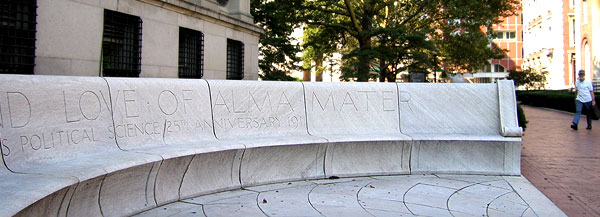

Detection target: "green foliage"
[251, 0, 304, 80]
[258, 69, 301, 81]
[437, 31, 505, 72]
[517, 90, 600, 120]
[507, 69, 548, 90]
[252, 0, 519, 81]
[296, 0, 519, 81]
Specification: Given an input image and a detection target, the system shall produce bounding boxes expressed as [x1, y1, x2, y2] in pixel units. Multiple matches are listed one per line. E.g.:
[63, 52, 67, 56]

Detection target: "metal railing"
[101, 10, 142, 77]
[178, 27, 204, 79]
[226, 39, 244, 80]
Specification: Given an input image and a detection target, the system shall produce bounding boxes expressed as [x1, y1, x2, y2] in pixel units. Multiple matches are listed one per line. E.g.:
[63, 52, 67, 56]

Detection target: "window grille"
[0, 0, 37, 74]
[102, 10, 142, 77]
[178, 27, 204, 79]
[226, 39, 244, 80]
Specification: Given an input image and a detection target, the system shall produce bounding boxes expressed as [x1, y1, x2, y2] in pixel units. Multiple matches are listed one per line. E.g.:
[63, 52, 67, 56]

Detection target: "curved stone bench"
[398, 82, 521, 175]
[0, 75, 522, 217]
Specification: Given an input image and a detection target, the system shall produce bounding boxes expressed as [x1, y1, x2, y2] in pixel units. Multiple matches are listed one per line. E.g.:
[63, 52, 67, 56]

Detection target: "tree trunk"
[357, 35, 371, 82]
[387, 71, 397, 82]
[303, 68, 311, 81]
[379, 59, 386, 82]
[315, 56, 323, 82]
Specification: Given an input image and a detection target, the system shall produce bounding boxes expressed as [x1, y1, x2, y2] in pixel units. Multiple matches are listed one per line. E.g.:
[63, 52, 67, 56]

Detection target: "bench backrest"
[304, 82, 401, 137]
[397, 83, 500, 136]
[106, 78, 216, 149]
[0, 76, 522, 172]
[497, 80, 522, 136]
[208, 80, 310, 140]
[0, 75, 117, 171]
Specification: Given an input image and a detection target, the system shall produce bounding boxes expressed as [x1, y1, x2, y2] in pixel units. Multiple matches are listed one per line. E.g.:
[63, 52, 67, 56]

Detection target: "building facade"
[575, 0, 600, 89]
[521, 0, 571, 89]
[0, 0, 262, 80]
[472, 7, 524, 84]
[521, 0, 599, 90]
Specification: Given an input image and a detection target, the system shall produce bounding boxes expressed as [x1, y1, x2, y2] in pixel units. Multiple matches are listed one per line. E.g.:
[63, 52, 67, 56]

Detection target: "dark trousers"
[573, 100, 593, 127]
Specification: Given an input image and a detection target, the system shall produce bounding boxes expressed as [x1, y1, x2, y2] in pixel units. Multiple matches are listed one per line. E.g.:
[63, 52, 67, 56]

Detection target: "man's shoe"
[586, 126, 592, 130]
[571, 123, 578, 130]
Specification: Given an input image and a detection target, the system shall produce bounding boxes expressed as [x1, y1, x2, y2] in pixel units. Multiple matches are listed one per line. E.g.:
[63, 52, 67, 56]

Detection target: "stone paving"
[521, 106, 600, 217]
[135, 175, 564, 217]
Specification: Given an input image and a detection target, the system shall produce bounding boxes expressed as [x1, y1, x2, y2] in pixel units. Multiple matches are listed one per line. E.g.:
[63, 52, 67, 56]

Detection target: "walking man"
[571, 70, 596, 130]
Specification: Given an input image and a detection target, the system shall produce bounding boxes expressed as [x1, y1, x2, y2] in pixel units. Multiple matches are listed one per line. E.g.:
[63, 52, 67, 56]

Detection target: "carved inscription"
[108, 119, 212, 139]
[213, 90, 294, 114]
[0, 90, 111, 156]
[64, 90, 111, 123]
[19, 128, 99, 152]
[109, 122, 161, 139]
[212, 90, 303, 129]
[7, 92, 31, 128]
[110, 88, 212, 140]
[1, 139, 9, 157]
[213, 116, 302, 129]
[311, 90, 397, 112]
[398, 91, 413, 112]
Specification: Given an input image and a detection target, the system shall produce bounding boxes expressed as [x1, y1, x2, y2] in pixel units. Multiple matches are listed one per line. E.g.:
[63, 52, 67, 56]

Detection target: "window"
[570, 17, 576, 46]
[494, 64, 505, 72]
[0, 0, 37, 74]
[178, 27, 204, 79]
[492, 31, 517, 40]
[481, 63, 505, 72]
[102, 10, 142, 77]
[226, 39, 244, 80]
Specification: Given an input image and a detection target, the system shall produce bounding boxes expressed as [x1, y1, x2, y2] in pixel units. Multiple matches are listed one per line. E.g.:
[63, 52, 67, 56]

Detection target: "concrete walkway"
[521, 105, 600, 217]
[135, 175, 564, 217]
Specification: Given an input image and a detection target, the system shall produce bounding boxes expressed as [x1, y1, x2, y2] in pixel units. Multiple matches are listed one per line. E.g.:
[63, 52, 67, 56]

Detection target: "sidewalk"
[135, 175, 563, 217]
[521, 105, 600, 216]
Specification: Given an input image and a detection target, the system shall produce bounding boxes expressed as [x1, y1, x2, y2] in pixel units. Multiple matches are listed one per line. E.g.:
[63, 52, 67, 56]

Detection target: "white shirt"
[575, 79, 594, 102]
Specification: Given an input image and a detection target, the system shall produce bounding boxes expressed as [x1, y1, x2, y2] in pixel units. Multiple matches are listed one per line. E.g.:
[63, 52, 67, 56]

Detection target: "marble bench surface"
[135, 174, 566, 217]
[0, 75, 522, 216]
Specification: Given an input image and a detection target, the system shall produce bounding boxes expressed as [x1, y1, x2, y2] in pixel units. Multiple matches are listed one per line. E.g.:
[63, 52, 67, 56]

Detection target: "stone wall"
[34, 0, 261, 80]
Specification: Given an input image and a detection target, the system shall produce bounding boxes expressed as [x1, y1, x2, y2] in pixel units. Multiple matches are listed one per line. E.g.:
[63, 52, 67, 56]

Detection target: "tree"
[507, 69, 548, 90]
[299, 0, 390, 81]
[251, 0, 304, 81]
[301, 25, 343, 81]
[252, 0, 519, 82]
[298, 0, 519, 81]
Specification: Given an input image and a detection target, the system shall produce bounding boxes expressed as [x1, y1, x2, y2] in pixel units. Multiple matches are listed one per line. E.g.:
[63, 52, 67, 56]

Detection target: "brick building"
[472, 7, 524, 83]
[522, 0, 599, 90]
